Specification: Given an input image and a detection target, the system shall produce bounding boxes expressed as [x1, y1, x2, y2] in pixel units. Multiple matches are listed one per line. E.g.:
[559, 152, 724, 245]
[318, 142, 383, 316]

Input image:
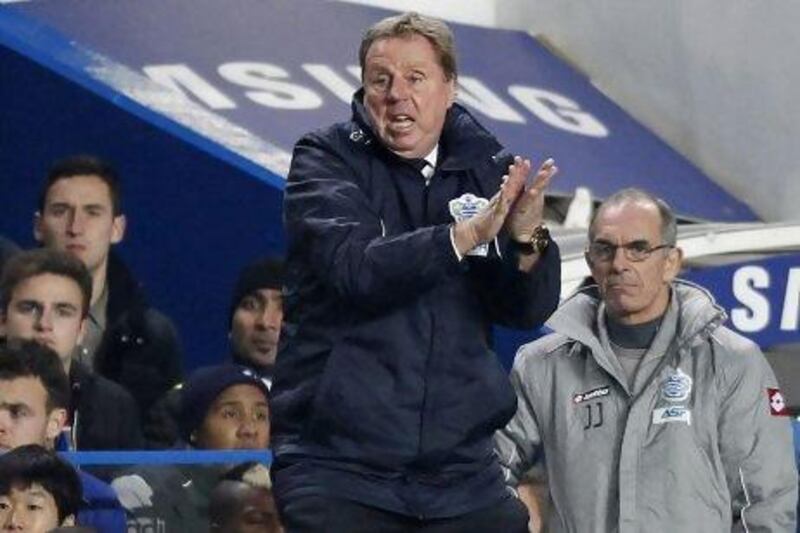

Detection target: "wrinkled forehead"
[591, 200, 663, 243]
[363, 34, 443, 72]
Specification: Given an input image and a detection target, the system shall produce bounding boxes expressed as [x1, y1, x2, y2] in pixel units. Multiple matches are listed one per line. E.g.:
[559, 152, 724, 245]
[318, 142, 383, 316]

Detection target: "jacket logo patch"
[652, 406, 692, 425]
[768, 388, 790, 416]
[660, 368, 692, 402]
[573, 386, 610, 404]
[449, 193, 489, 257]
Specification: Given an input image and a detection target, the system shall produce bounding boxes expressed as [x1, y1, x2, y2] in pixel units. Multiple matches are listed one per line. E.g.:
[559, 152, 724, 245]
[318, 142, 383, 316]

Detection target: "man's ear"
[60, 514, 76, 527]
[45, 407, 67, 444]
[662, 246, 684, 283]
[446, 77, 456, 108]
[110, 214, 127, 245]
[76, 317, 87, 346]
[33, 211, 44, 243]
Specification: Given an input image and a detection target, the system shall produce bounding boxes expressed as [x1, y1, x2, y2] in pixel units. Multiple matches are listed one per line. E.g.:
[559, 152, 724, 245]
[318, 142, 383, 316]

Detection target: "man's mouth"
[388, 114, 415, 130]
[35, 336, 55, 347]
[251, 337, 276, 353]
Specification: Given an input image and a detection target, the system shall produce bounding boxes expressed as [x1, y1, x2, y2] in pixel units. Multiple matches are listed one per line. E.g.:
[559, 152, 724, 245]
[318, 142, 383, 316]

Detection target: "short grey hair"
[359, 12, 458, 81]
[589, 188, 677, 246]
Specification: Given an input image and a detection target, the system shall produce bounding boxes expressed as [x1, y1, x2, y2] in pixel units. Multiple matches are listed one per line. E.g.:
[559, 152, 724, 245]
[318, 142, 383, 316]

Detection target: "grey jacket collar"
[547, 279, 727, 393]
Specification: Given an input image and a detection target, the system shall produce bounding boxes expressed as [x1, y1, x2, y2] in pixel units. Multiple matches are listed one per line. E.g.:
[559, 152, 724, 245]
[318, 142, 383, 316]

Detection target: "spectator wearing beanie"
[228, 257, 285, 385]
[178, 364, 270, 449]
[112, 364, 270, 532]
[143, 257, 283, 449]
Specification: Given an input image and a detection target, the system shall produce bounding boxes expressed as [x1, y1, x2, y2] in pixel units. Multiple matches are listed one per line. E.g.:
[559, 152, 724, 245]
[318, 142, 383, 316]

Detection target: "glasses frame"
[586, 240, 674, 263]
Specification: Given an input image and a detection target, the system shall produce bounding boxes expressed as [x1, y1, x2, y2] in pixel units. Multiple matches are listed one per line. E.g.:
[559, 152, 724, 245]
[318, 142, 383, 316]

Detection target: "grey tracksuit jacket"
[496, 280, 797, 532]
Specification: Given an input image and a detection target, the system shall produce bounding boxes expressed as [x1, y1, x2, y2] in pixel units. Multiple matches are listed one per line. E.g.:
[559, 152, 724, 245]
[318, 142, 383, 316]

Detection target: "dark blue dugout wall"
[0, 10, 285, 369]
[0, 0, 759, 370]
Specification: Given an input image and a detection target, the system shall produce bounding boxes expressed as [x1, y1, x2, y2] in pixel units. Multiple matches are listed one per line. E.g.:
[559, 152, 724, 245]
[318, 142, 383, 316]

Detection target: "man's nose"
[257, 308, 281, 330]
[610, 245, 629, 271]
[66, 210, 85, 235]
[238, 418, 259, 439]
[34, 308, 53, 331]
[387, 77, 411, 101]
[3, 507, 24, 530]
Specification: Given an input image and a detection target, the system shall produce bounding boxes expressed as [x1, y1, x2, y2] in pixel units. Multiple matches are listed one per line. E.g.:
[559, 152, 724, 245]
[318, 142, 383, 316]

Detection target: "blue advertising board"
[684, 253, 800, 350]
[0, 0, 759, 370]
[3, 0, 755, 221]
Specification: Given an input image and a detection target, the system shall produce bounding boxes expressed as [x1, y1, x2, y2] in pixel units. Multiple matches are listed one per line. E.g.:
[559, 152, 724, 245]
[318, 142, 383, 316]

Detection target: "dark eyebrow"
[46, 201, 73, 209]
[0, 401, 30, 411]
[54, 302, 80, 312]
[215, 401, 245, 409]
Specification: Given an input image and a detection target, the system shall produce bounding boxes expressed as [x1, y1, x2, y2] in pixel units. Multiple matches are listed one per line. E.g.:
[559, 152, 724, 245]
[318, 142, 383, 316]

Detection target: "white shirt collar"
[423, 145, 439, 169]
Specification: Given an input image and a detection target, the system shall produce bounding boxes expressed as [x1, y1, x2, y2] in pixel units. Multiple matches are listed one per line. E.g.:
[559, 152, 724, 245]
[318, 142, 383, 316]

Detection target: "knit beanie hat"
[229, 257, 285, 326]
[178, 364, 269, 443]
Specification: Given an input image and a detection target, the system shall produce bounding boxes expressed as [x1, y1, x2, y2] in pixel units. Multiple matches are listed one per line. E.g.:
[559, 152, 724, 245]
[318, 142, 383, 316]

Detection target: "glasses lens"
[589, 242, 614, 261]
[626, 242, 652, 261]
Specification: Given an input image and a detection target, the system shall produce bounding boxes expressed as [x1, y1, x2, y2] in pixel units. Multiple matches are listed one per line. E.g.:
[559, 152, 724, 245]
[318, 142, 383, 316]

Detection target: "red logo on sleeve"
[768, 388, 790, 416]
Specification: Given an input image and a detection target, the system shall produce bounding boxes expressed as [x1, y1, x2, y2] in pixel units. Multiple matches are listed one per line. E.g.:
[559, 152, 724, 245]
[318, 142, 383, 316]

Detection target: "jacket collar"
[350, 88, 503, 172]
[548, 279, 727, 357]
[105, 252, 148, 323]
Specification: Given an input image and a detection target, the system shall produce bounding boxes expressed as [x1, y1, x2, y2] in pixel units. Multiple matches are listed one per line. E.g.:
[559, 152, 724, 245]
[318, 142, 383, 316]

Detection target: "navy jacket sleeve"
[469, 240, 561, 330]
[284, 134, 464, 312]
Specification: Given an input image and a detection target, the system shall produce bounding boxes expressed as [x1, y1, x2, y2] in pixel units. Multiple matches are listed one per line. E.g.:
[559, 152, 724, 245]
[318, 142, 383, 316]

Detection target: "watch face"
[531, 225, 550, 253]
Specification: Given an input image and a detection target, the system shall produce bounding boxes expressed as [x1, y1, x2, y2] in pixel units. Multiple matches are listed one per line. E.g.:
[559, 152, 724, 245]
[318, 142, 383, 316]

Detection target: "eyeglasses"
[587, 240, 673, 263]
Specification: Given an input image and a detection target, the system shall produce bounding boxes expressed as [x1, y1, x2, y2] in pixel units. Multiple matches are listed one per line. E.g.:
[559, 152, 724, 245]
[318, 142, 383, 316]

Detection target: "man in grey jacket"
[496, 188, 797, 532]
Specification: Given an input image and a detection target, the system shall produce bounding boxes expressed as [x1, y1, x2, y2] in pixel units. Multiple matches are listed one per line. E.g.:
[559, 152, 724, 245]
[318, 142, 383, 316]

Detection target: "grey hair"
[589, 187, 677, 245]
[359, 12, 457, 81]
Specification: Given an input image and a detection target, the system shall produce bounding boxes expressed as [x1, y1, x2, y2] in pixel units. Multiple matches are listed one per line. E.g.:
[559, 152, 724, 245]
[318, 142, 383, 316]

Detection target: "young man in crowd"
[228, 257, 284, 385]
[496, 188, 797, 531]
[0, 444, 83, 532]
[34, 154, 183, 418]
[0, 248, 143, 450]
[0, 339, 126, 532]
[113, 364, 270, 532]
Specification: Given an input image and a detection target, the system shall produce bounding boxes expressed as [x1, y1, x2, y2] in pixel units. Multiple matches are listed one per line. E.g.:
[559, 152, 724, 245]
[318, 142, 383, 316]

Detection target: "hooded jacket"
[496, 280, 797, 532]
[271, 92, 561, 518]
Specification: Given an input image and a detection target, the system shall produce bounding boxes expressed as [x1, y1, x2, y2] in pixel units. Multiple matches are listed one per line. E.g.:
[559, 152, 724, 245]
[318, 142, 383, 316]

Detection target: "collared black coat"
[94, 253, 183, 420]
[271, 92, 561, 518]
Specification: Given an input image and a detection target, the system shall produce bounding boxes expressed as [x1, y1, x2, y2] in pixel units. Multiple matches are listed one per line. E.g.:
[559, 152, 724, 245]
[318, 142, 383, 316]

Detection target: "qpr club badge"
[660, 367, 693, 403]
[449, 193, 490, 257]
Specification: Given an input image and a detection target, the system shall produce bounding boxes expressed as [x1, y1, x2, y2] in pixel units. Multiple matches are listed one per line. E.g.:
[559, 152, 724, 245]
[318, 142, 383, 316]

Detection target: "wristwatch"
[513, 224, 550, 255]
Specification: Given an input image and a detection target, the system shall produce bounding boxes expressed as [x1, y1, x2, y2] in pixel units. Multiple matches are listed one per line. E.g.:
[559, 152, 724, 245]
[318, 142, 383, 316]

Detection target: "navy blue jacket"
[271, 92, 561, 518]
